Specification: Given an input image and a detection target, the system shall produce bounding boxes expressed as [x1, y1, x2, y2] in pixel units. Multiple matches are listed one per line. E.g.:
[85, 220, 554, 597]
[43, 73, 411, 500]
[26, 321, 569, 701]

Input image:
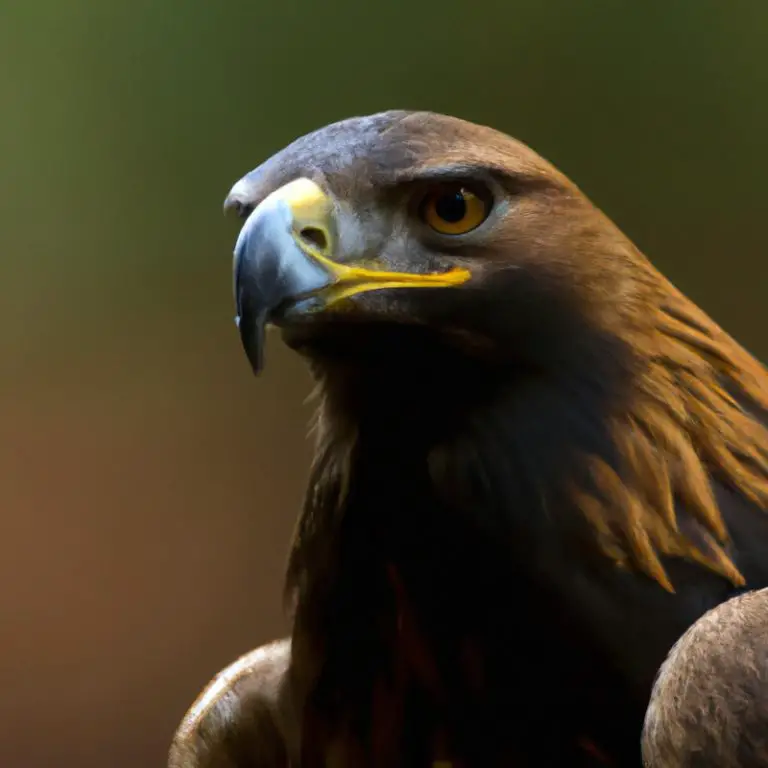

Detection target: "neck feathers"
[287, 283, 768, 601]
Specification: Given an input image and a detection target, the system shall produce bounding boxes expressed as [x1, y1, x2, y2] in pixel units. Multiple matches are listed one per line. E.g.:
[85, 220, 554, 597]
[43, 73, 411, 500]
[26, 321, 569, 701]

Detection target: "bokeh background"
[2, 2, 767, 766]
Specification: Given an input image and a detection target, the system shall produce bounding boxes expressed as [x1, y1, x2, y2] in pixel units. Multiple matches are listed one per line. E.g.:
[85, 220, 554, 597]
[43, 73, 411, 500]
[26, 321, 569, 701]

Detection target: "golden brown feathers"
[576, 267, 768, 591]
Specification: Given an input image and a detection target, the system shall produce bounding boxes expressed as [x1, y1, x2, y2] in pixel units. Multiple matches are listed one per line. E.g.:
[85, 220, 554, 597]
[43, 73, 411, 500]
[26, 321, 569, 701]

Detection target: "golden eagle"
[170, 111, 768, 767]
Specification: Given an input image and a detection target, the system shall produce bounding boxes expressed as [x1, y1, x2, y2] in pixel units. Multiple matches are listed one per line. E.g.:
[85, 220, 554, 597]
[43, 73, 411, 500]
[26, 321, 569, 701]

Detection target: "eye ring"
[419, 183, 492, 236]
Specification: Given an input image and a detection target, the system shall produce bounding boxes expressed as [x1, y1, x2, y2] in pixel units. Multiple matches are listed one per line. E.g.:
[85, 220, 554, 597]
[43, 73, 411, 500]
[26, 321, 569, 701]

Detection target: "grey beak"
[226, 179, 335, 374]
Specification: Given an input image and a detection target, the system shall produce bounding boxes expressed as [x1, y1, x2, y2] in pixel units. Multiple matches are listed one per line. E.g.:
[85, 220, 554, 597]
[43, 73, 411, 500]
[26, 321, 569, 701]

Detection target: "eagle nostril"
[299, 227, 328, 252]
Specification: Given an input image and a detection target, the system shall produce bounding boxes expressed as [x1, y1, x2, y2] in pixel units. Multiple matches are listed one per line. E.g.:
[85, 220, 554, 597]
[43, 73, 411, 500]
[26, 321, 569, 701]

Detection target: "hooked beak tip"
[223, 177, 256, 217]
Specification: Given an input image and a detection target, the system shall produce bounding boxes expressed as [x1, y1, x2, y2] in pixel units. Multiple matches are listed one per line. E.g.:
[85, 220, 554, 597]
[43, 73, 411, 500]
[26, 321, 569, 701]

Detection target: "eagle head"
[225, 110, 768, 594]
[225, 110, 646, 381]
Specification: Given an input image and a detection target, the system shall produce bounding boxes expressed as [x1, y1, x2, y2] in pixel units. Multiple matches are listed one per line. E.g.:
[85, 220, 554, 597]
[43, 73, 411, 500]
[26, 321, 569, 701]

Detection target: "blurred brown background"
[1, 2, 766, 766]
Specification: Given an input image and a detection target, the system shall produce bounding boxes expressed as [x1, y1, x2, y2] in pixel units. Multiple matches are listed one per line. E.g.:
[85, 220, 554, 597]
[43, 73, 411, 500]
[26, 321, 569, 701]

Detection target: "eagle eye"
[419, 183, 492, 235]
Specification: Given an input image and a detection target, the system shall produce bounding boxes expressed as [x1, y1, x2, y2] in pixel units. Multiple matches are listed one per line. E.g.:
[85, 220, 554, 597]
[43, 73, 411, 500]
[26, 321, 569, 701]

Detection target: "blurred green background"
[1, 2, 766, 766]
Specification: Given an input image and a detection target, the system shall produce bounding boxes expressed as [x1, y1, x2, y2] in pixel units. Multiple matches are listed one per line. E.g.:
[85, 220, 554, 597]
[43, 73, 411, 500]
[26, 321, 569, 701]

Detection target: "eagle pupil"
[436, 192, 467, 223]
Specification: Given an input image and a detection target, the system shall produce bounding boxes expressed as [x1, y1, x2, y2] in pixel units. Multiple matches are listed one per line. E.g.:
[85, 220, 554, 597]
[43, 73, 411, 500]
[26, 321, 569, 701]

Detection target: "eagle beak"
[224, 176, 471, 374]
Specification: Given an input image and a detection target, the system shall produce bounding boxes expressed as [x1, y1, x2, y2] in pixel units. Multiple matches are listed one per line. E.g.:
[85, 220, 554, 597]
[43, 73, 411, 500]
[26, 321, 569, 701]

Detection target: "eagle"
[169, 110, 768, 767]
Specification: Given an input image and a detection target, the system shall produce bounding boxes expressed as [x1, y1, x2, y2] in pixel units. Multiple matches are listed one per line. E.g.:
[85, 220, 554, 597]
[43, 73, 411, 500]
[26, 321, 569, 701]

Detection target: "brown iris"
[420, 184, 491, 235]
